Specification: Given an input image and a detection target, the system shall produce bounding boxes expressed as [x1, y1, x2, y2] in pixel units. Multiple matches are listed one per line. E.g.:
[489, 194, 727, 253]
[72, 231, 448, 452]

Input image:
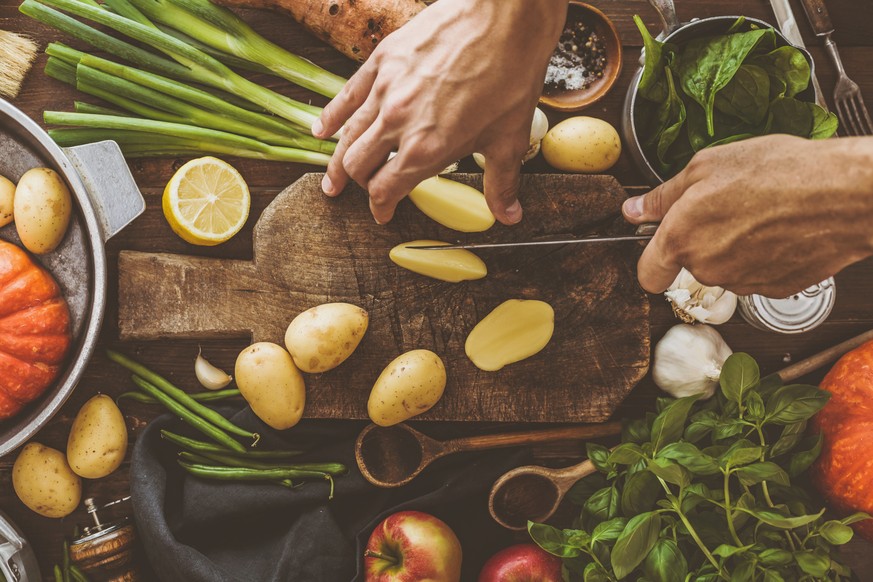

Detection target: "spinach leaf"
[634, 15, 669, 103]
[714, 64, 770, 125]
[655, 66, 688, 170]
[749, 45, 810, 98]
[770, 98, 839, 139]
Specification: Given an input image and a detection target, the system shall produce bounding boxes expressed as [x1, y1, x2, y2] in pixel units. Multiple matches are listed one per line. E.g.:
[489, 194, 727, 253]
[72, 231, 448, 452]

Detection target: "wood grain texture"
[118, 174, 650, 422]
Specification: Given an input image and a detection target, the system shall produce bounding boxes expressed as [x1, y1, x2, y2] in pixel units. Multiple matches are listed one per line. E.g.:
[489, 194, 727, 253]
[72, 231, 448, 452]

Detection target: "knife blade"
[769, 0, 829, 109]
[406, 233, 654, 251]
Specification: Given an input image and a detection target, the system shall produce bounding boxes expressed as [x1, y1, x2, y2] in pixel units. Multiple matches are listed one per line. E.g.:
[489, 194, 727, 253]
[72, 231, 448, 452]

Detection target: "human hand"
[312, 0, 566, 225]
[622, 135, 873, 298]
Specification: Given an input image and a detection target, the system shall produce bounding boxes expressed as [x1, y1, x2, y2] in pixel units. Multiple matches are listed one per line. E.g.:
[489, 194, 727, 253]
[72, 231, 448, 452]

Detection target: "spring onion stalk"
[101, 0, 154, 27]
[155, 23, 273, 76]
[129, 0, 345, 98]
[45, 114, 332, 165]
[44, 56, 77, 85]
[77, 78, 190, 124]
[33, 0, 323, 131]
[74, 101, 130, 116]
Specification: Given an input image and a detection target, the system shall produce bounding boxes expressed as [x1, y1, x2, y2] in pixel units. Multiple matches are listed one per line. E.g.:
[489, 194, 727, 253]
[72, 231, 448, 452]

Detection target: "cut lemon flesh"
[163, 156, 250, 246]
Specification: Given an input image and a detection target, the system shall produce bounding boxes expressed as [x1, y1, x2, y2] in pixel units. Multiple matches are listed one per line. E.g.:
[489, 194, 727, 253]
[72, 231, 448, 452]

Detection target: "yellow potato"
[284, 303, 368, 373]
[465, 299, 555, 371]
[235, 342, 305, 429]
[14, 167, 72, 254]
[542, 117, 621, 173]
[408, 176, 495, 233]
[389, 240, 487, 283]
[0, 174, 14, 227]
[67, 394, 128, 479]
[12, 442, 81, 518]
[368, 350, 446, 427]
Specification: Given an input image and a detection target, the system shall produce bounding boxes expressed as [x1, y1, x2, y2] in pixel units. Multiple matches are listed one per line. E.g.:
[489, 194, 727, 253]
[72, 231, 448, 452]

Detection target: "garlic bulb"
[653, 324, 733, 399]
[473, 107, 549, 169]
[664, 268, 737, 325]
[195, 349, 232, 390]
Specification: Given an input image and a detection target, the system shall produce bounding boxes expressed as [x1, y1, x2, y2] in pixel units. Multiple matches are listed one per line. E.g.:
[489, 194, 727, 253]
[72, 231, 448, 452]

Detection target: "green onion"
[73, 101, 130, 116]
[155, 23, 274, 76]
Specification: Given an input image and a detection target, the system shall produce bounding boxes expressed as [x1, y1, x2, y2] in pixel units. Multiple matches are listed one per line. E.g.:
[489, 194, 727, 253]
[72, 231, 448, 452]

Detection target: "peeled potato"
[542, 117, 621, 173]
[13, 442, 81, 518]
[407, 176, 495, 233]
[368, 350, 446, 427]
[389, 240, 487, 283]
[235, 342, 305, 429]
[284, 303, 369, 373]
[465, 299, 555, 371]
[0, 174, 14, 227]
[14, 167, 72, 254]
[67, 394, 128, 479]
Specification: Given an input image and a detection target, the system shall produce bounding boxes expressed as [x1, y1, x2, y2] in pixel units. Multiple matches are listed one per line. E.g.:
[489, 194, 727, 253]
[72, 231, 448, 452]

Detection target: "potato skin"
[13, 167, 72, 254]
[235, 342, 305, 429]
[542, 117, 621, 173]
[368, 350, 447, 427]
[13, 442, 82, 518]
[0, 174, 14, 227]
[284, 303, 368, 373]
[67, 394, 128, 479]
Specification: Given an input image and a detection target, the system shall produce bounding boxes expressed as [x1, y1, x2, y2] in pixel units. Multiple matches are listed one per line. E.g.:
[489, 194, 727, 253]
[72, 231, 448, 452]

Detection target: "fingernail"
[311, 118, 324, 137]
[321, 174, 335, 195]
[623, 196, 644, 219]
[505, 200, 523, 224]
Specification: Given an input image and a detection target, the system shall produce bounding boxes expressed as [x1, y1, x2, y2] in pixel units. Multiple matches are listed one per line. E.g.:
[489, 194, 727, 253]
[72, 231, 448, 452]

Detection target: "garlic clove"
[665, 268, 737, 325]
[652, 324, 733, 399]
[195, 349, 233, 390]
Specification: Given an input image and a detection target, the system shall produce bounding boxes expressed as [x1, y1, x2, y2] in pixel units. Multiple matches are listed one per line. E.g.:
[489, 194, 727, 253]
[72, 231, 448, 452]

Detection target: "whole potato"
[284, 303, 369, 373]
[14, 167, 72, 254]
[368, 350, 447, 427]
[235, 342, 305, 429]
[0, 174, 14, 227]
[13, 442, 81, 518]
[542, 117, 621, 173]
[67, 394, 128, 479]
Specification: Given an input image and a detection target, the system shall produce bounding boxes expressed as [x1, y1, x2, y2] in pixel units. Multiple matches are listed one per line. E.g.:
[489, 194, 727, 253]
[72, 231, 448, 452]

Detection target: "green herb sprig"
[530, 353, 869, 581]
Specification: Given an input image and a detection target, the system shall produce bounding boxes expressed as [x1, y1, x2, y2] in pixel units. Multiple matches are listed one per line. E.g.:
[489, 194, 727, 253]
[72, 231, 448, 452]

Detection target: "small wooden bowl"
[539, 2, 623, 112]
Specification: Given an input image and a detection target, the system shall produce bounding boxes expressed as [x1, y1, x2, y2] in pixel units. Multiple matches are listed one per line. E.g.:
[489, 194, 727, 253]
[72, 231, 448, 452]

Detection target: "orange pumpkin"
[812, 339, 873, 541]
[0, 240, 71, 420]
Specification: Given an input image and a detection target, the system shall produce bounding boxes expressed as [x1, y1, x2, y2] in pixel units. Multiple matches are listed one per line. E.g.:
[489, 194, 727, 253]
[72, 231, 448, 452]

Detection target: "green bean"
[160, 430, 303, 459]
[178, 461, 330, 481]
[62, 540, 70, 582]
[132, 376, 246, 453]
[69, 566, 90, 582]
[178, 448, 345, 475]
[107, 350, 258, 445]
[117, 388, 241, 405]
[178, 452, 297, 489]
[54, 565, 64, 582]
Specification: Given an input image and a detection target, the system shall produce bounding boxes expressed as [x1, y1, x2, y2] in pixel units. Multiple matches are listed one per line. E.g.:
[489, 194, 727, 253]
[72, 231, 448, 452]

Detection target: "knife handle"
[799, 0, 834, 37]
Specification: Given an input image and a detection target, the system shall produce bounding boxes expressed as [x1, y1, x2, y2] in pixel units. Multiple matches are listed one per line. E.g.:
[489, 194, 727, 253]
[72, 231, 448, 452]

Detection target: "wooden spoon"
[355, 422, 622, 488]
[488, 327, 873, 530]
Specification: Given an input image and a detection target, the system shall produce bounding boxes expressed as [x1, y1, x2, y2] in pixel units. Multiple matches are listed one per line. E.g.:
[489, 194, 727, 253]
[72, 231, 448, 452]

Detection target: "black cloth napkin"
[130, 408, 528, 582]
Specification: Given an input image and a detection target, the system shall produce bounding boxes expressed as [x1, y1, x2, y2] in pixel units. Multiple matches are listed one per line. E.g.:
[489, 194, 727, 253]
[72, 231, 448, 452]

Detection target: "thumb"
[637, 227, 682, 293]
[622, 171, 688, 225]
[482, 149, 523, 225]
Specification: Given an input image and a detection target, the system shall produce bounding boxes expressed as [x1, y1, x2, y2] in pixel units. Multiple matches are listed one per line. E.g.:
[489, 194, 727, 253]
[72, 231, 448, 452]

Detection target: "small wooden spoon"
[488, 327, 873, 530]
[355, 422, 622, 488]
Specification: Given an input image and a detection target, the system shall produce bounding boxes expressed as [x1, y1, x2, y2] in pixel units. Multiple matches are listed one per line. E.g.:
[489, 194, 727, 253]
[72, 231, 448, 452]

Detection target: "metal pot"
[0, 99, 144, 457]
[0, 509, 40, 581]
[621, 0, 819, 185]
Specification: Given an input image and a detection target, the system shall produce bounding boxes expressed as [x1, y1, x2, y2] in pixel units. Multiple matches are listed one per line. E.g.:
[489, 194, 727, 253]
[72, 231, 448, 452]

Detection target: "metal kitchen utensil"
[70, 497, 140, 581]
[488, 328, 873, 529]
[355, 421, 622, 488]
[0, 98, 144, 457]
[622, 4, 819, 185]
[769, 0, 828, 109]
[407, 223, 657, 251]
[0, 509, 40, 582]
[799, 0, 873, 135]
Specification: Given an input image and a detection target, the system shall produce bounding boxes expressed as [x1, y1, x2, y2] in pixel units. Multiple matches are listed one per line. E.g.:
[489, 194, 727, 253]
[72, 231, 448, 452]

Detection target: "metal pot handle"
[62, 141, 145, 244]
[649, 0, 680, 36]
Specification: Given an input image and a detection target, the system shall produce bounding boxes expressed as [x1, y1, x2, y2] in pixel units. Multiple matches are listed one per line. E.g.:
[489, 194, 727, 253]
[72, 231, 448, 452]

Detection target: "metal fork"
[800, 0, 873, 135]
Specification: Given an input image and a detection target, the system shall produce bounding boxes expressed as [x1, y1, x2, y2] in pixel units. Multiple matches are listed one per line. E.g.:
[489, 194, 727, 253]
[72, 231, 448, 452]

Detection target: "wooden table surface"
[2, 0, 873, 579]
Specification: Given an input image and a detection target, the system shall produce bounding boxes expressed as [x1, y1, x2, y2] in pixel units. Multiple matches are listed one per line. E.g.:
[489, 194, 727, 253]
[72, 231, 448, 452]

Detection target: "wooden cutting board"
[118, 174, 650, 422]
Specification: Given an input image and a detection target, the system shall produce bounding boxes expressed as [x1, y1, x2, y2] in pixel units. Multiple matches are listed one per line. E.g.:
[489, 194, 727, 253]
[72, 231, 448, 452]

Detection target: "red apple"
[364, 510, 462, 582]
[478, 544, 562, 582]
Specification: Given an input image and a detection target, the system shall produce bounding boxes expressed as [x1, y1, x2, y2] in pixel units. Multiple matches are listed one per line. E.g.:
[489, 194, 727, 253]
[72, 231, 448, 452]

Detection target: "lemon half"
[162, 156, 250, 246]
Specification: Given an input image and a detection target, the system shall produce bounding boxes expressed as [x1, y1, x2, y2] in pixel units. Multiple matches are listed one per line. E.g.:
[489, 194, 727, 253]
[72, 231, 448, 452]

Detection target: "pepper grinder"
[69, 497, 140, 581]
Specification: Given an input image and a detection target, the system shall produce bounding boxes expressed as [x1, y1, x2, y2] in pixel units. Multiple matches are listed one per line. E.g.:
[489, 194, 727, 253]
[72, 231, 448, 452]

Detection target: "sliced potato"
[368, 349, 447, 427]
[389, 240, 487, 283]
[235, 342, 305, 430]
[14, 167, 72, 254]
[13, 442, 81, 518]
[408, 176, 495, 233]
[0, 174, 14, 227]
[67, 394, 128, 479]
[465, 299, 555, 371]
[284, 302, 369, 373]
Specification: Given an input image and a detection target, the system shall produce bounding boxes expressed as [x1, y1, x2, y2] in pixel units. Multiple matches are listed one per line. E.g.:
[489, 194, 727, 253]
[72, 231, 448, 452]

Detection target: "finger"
[323, 102, 380, 196]
[367, 149, 438, 225]
[482, 145, 524, 225]
[312, 62, 377, 139]
[622, 169, 691, 225]
[636, 227, 683, 294]
[342, 119, 396, 188]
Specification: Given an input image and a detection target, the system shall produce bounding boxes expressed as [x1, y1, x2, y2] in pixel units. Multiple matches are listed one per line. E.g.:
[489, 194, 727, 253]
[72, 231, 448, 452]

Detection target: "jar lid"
[739, 278, 836, 334]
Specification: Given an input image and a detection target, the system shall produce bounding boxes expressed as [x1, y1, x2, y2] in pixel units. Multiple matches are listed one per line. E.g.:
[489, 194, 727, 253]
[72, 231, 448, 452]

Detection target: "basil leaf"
[642, 538, 688, 582]
[762, 569, 786, 582]
[684, 420, 715, 443]
[734, 462, 790, 487]
[819, 520, 854, 545]
[712, 543, 753, 558]
[788, 433, 823, 477]
[587, 443, 613, 475]
[758, 548, 793, 566]
[583, 562, 610, 582]
[658, 442, 720, 476]
[745, 391, 766, 421]
[770, 420, 807, 457]
[608, 443, 643, 465]
[621, 470, 660, 516]
[729, 557, 756, 582]
[610, 512, 661, 579]
[794, 551, 831, 577]
[651, 395, 700, 451]
[647, 458, 691, 489]
[840, 512, 872, 526]
[528, 522, 588, 559]
[758, 373, 783, 400]
[567, 473, 608, 506]
[712, 419, 746, 442]
[680, 482, 711, 513]
[719, 352, 760, 406]
[591, 517, 628, 544]
[737, 507, 825, 529]
[720, 439, 764, 468]
[765, 384, 830, 425]
[622, 417, 650, 444]
[583, 486, 619, 528]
